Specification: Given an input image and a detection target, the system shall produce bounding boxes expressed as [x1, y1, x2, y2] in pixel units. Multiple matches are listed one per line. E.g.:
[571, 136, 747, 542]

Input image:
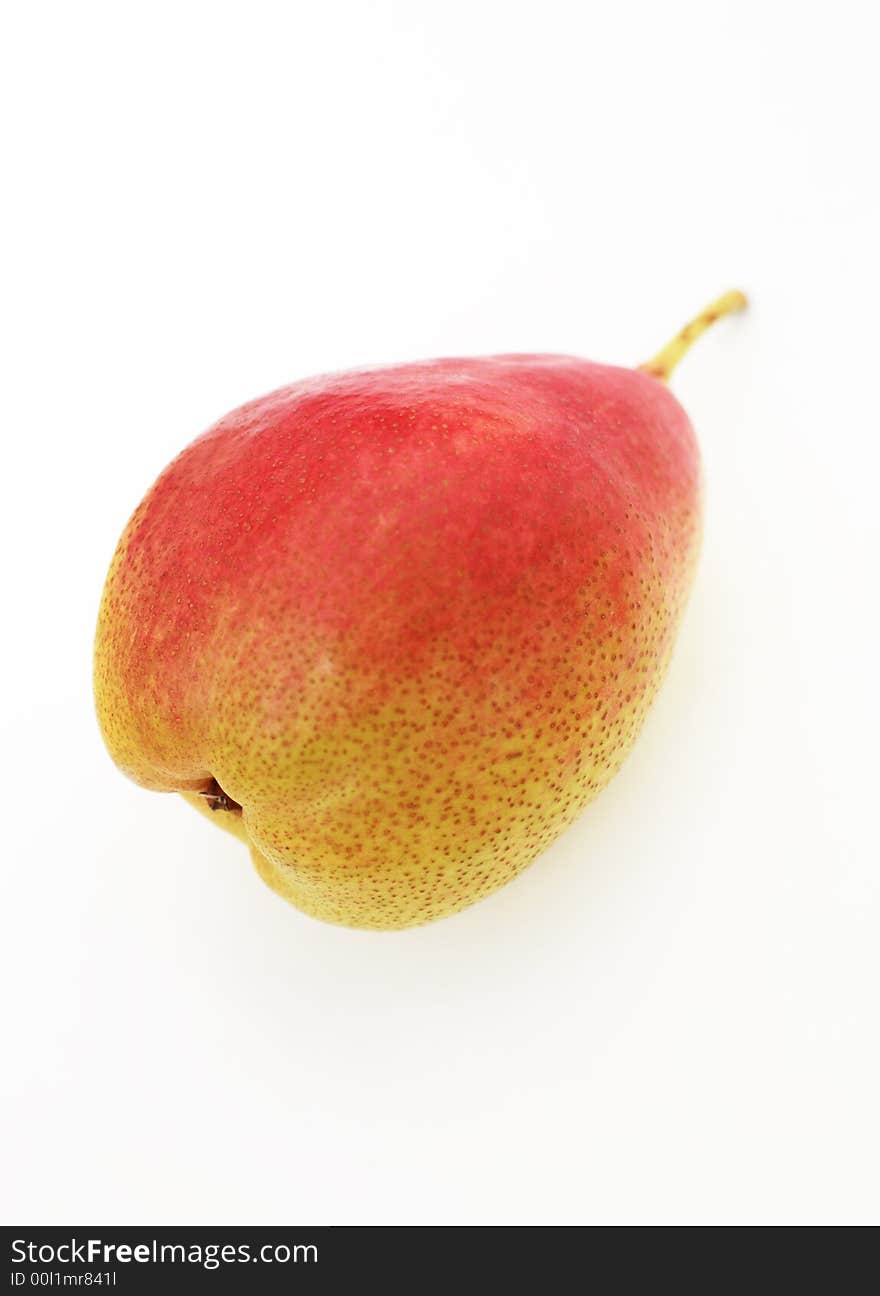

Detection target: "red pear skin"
[94, 295, 745, 930]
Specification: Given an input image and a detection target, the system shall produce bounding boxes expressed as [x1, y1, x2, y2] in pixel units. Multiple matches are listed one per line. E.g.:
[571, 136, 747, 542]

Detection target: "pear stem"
[639, 289, 748, 381]
[198, 777, 242, 816]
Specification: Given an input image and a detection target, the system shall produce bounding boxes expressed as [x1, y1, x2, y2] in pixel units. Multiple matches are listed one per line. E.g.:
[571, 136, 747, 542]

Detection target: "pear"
[95, 291, 747, 929]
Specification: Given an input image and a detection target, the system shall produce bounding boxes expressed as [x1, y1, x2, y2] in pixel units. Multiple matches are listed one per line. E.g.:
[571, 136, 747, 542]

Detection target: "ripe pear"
[94, 291, 746, 930]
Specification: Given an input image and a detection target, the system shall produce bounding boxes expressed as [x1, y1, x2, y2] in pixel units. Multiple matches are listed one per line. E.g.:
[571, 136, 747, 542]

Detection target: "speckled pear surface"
[94, 293, 745, 929]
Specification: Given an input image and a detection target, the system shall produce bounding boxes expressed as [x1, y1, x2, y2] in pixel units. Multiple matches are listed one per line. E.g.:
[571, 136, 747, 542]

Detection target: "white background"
[2, 0, 878, 1226]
